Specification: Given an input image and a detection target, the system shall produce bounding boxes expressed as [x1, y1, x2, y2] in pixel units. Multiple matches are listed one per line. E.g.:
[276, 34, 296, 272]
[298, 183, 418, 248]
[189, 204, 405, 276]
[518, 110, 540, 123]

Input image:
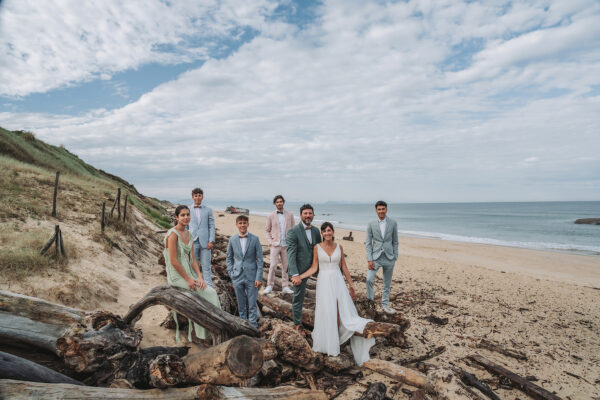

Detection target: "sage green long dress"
[164, 228, 221, 342]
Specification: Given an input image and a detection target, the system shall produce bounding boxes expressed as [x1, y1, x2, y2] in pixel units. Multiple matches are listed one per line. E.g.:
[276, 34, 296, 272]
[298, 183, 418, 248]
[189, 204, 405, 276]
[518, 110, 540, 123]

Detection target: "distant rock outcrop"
[574, 218, 600, 225]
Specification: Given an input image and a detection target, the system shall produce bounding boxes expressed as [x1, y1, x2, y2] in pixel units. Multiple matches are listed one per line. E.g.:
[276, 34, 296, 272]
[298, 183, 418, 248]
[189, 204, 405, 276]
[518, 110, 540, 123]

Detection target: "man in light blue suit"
[189, 188, 216, 287]
[226, 215, 263, 328]
[365, 200, 399, 314]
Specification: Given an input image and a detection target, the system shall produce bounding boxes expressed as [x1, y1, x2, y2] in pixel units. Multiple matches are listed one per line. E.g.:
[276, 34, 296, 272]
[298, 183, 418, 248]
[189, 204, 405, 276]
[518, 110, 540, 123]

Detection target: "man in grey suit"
[189, 187, 216, 287]
[289, 204, 322, 335]
[226, 215, 263, 328]
[365, 200, 398, 314]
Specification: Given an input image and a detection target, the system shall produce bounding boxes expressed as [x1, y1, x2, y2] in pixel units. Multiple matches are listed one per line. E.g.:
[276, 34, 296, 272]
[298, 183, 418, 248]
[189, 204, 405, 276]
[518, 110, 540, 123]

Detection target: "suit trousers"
[366, 255, 395, 307]
[268, 246, 289, 288]
[292, 277, 308, 325]
[233, 280, 259, 328]
[193, 240, 213, 288]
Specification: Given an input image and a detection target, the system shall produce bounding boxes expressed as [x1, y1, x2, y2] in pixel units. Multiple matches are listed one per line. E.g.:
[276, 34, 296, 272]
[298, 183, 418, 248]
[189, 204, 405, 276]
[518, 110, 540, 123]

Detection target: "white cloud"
[1, 0, 599, 202]
[0, 0, 279, 97]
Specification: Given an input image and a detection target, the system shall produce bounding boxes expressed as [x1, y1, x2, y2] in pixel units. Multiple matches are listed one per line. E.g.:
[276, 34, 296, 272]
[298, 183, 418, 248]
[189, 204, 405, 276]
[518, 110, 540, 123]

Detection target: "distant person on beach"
[226, 215, 263, 328]
[189, 188, 215, 287]
[365, 200, 398, 314]
[164, 205, 221, 342]
[264, 195, 295, 295]
[288, 204, 322, 335]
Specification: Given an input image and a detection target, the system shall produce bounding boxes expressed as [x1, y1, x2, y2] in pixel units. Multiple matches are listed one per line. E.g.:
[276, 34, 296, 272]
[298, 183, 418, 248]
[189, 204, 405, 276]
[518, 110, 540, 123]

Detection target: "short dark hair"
[300, 204, 314, 214]
[273, 195, 285, 204]
[320, 221, 334, 233]
[375, 200, 387, 209]
[236, 215, 249, 223]
[192, 188, 203, 195]
[175, 205, 189, 221]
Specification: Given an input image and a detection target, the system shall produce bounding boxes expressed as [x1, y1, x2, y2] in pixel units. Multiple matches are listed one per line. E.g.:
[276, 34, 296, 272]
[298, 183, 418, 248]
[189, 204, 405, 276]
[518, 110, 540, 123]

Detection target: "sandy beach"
[3, 206, 598, 399]
[214, 210, 600, 399]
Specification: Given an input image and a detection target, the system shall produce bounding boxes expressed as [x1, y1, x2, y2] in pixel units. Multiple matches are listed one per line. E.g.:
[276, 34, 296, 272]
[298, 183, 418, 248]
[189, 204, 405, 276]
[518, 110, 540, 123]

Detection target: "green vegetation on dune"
[0, 127, 173, 280]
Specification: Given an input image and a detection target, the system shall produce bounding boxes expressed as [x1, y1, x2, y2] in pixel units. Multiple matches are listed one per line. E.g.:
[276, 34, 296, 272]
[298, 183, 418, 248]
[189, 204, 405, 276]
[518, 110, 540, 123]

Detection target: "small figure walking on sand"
[365, 200, 399, 314]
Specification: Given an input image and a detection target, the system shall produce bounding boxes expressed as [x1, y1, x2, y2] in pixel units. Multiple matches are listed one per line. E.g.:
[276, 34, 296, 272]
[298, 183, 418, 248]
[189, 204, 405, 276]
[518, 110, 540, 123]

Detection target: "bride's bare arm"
[339, 245, 356, 299]
[298, 246, 319, 280]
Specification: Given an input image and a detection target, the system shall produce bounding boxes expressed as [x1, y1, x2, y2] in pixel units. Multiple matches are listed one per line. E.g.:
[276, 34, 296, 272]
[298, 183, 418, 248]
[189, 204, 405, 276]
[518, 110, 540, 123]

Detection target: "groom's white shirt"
[378, 217, 387, 238]
[302, 222, 312, 244]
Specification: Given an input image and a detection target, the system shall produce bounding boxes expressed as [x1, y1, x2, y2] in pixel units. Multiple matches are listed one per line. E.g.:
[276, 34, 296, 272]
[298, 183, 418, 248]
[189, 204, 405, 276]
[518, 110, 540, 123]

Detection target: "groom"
[366, 200, 398, 314]
[289, 204, 322, 335]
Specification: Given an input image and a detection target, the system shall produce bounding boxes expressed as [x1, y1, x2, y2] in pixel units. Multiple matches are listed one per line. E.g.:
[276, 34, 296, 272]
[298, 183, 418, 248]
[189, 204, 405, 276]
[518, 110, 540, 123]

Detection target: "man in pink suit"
[264, 195, 295, 294]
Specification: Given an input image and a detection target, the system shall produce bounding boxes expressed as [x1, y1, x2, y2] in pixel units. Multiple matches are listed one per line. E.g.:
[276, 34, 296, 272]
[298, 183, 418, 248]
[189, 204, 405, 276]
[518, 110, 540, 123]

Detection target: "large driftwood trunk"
[124, 285, 259, 342]
[0, 379, 201, 400]
[0, 290, 87, 354]
[0, 352, 82, 385]
[196, 383, 329, 399]
[0, 380, 328, 400]
[182, 335, 264, 386]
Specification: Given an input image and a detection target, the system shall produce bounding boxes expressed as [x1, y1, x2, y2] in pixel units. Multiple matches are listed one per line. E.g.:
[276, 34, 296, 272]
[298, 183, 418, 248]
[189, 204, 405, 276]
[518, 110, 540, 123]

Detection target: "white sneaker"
[263, 286, 273, 294]
[382, 306, 396, 314]
[282, 286, 294, 294]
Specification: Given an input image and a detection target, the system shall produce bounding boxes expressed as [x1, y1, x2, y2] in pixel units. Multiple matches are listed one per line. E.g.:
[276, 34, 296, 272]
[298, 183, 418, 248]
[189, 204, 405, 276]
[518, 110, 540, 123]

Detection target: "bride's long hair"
[320, 222, 334, 241]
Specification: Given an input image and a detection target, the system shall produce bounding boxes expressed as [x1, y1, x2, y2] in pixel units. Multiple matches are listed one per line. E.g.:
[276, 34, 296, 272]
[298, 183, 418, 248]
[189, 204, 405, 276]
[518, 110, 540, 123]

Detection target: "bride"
[295, 222, 375, 366]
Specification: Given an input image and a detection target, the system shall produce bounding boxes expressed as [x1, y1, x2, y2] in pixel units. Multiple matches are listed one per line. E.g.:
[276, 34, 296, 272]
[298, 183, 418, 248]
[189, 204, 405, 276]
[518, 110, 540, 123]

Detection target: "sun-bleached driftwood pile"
[0, 232, 563, 399]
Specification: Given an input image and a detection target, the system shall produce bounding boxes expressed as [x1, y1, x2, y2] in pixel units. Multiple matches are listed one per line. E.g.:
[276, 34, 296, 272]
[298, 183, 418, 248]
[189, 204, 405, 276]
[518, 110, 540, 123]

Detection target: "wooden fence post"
[57, 227, 66, 257]
[116, 188, 121, 220]
[53, 225, 60, 256]
[101, 202, 106, 232]
[51, 171, 60, 217]
[123, 195, 128, 222]
[40, 231, 57, 255]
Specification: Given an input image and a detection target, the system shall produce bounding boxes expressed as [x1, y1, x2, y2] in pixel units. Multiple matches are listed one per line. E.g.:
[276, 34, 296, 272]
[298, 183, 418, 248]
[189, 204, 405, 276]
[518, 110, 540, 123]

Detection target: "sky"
[0, 0, 599, 203]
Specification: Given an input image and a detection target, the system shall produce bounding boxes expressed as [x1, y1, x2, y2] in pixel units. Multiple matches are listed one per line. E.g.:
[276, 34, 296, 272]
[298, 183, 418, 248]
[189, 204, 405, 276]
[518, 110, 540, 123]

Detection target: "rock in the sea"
[574, 218, 600, 225]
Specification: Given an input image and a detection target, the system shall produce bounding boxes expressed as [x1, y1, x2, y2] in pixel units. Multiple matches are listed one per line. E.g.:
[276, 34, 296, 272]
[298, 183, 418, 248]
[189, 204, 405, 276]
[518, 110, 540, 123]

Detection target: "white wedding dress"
[312, 243, 375, 366]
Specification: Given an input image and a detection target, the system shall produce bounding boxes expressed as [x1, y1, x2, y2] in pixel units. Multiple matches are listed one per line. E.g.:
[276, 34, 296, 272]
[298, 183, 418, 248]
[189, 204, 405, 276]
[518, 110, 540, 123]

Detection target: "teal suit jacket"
[286, 223, 322, 276]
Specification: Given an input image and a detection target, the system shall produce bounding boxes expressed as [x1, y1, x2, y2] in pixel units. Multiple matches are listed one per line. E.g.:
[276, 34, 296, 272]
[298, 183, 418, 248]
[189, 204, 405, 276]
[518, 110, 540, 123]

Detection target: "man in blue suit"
[226, 215, 263, 327]
[366, 200, 399, 314]
[189, 188, 216, 287]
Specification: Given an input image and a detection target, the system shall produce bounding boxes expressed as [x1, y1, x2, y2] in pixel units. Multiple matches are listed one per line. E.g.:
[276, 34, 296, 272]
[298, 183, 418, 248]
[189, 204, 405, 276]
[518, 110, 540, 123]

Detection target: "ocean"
[206, 200, 600, 256]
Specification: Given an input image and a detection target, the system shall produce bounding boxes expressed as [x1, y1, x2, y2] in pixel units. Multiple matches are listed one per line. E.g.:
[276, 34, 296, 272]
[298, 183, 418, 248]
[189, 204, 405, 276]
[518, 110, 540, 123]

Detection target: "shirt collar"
[378, 217, 386, 223]
[302, 222, 311, 229]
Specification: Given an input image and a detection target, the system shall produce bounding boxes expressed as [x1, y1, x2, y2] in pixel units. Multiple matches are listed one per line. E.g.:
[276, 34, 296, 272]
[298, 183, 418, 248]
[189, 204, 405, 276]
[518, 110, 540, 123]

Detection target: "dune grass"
[0, 226, 74, 281]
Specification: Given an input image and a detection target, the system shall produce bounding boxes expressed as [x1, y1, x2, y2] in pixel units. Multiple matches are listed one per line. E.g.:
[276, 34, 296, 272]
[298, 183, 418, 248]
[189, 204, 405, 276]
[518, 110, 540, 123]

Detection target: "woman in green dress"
[164, 205, 221, 342]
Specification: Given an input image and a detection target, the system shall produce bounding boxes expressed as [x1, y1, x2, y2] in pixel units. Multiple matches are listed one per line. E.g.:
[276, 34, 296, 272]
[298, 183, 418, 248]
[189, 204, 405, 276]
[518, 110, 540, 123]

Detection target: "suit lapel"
[384, 219, 392, 240]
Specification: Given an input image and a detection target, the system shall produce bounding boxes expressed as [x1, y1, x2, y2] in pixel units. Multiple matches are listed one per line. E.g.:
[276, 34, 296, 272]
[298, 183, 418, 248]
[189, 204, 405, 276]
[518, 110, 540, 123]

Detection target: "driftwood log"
[0, 352, 82, 385]
[363, 358, 427, 388]
[0, 290, 88, 355]
[258, 293, 408, 345]
[196, 383, 329, 399]
[0, 379, 198, 399]
[261, 264, 317, 290]
[182, 335, 263, 386]
[124, 285, 259, 343]
[469, 354, 562, 400]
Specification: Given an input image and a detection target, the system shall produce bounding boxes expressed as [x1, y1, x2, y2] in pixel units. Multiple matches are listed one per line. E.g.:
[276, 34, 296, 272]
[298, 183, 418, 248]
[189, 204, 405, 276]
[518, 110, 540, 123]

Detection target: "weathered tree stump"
[182, 335, 263, 385]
